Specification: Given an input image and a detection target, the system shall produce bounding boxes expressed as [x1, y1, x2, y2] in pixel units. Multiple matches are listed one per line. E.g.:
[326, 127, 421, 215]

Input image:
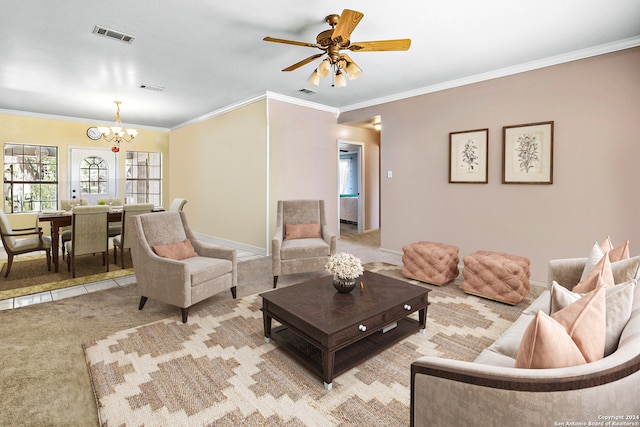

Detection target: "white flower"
[325, 252, 364, 280]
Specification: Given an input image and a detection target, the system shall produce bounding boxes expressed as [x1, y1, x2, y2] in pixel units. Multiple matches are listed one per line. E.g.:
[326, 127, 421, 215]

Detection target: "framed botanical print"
[449, 128, 488, 183]
[502, 121, 554, 184]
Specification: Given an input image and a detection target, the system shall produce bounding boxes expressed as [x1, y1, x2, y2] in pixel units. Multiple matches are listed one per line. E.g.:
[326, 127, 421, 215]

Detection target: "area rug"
[0, 250, 134, 300]
[83, 263, 542, 426]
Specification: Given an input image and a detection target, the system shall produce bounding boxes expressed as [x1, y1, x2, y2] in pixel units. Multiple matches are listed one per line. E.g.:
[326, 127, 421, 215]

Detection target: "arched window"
[80, 156, 108, 195]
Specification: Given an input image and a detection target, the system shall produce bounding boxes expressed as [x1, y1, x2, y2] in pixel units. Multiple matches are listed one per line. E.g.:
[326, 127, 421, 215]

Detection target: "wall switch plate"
[387, 171, 393, 178]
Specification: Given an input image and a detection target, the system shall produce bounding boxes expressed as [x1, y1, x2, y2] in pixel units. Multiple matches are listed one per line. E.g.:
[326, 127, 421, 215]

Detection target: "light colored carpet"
[82, 262, 542, 426]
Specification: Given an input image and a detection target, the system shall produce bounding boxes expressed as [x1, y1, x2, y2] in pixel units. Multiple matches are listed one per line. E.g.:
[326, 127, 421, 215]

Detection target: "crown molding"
[339, 36, 640, 114]
[0, 108, 169, 131]
[171, 91, 339, 130]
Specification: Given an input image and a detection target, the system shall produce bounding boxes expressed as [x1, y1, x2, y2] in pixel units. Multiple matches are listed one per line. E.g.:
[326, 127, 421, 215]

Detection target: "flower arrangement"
[325, 252, 364, 280]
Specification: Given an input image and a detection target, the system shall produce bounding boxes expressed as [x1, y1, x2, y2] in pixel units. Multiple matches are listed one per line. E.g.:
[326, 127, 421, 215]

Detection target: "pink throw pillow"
[284, 223, 321, 240]
[573, 253, 614, 293]
[515, 286, 606, 368]
[153, 239, 198, 260]
[609, 240, 630, 262]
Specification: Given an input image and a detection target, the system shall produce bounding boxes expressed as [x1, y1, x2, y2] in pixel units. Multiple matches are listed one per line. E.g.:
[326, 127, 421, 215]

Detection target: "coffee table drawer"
[333, 312, 388, 345]
[385, 295, 428, 320]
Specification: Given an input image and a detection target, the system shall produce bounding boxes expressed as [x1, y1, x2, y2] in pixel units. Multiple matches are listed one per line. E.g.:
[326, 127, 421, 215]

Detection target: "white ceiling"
[2, 1, 639, 129]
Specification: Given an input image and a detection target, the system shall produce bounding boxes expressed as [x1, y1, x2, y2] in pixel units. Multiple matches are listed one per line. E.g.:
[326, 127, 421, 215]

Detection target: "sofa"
[411, 256, 640, 426]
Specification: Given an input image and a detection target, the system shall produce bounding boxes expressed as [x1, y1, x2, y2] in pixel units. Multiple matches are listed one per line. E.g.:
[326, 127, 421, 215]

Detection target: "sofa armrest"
[411, 352, 640, 426]
[547, 257, 587, 289]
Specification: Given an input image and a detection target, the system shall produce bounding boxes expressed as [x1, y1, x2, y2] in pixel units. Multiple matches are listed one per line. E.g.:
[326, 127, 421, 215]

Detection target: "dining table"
[38, 207, 163, 273]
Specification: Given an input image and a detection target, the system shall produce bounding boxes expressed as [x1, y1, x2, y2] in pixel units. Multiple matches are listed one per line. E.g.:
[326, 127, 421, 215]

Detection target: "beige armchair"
[130, 211, 237, 323]
[112, 203, 154, 268]
[272, 199, 336, 288]
[64, 205, 110, 278]
[0, 210, 51, 277]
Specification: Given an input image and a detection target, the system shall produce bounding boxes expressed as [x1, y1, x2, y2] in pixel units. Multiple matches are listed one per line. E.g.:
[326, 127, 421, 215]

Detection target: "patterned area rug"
[83, 262, 543, 426]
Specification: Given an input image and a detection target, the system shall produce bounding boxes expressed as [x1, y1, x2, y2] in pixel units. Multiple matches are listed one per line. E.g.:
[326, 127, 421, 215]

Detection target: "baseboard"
[192, 232, 267, 257]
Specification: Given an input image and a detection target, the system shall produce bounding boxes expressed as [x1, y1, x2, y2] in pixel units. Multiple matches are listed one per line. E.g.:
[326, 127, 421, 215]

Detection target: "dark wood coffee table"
[260, 270, 430, 390]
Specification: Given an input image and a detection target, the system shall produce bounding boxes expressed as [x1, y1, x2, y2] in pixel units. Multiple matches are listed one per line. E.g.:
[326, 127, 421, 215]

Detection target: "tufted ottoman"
[462, 250, 531, 305]
[401, 241, 460, 286]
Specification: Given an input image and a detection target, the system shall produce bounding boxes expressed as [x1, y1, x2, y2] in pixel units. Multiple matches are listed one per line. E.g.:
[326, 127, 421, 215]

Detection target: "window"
[3, 144, 58, 213]
[79, 156, 108, 195]
[126, 151, 162, 206]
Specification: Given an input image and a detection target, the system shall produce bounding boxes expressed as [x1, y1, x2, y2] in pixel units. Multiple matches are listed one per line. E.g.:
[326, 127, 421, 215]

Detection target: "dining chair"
[64, 205, 110, 278]
[113, 203, 155, 268]
[0, 210, 51, 277]
[271, 199, 336, 288]
[60, 198, 88, 260]
[169, 198, 187, 212]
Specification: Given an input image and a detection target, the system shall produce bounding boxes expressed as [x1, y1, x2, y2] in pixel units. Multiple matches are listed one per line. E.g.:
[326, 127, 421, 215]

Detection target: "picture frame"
[449, 128, 488, 183]
[502, 121, 554, 184]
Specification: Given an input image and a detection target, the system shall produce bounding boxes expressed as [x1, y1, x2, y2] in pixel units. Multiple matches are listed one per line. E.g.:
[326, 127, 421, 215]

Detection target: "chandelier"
[97, 101, 138, 152]
[307, 46, 362, 88]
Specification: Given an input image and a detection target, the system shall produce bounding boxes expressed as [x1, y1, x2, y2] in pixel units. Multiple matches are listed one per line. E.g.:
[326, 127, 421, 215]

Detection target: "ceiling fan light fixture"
[345, 61, 362, 80]
[307, 69, 320, 86]
[318, 59, 331, 77]
[334, 69, 347, 87]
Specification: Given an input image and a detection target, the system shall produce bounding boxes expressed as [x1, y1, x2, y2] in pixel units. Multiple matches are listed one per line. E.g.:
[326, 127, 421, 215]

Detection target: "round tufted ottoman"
[462, 250, 531, 305]
[401, 241, 460, 286]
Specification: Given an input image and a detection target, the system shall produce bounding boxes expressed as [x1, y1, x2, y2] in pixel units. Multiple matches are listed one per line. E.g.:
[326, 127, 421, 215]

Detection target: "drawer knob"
[404, 304, 411, 310]
[359, 324, 367, 332]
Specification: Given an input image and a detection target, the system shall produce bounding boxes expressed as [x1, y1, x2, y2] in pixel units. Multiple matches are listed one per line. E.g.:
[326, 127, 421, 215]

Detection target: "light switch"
[387, 171, 393, 178]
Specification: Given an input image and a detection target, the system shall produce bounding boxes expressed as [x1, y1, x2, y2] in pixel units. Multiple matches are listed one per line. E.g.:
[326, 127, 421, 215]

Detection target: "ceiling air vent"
[140, 84, 165, 92]
[93, 25, 135, 44]
[298, 88, 316, 95]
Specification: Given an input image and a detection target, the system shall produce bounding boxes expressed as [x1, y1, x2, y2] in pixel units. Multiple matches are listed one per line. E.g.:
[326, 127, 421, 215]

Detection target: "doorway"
[338, 140, 364, 235]
[69, 147, 119, 205]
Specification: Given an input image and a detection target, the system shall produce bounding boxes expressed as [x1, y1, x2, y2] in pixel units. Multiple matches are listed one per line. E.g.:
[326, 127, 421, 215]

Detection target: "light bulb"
[318, 59, 331, 77]
[345, 61, 362, 80]
[334, 70, 347, 87]
[307, 69, 320, 86]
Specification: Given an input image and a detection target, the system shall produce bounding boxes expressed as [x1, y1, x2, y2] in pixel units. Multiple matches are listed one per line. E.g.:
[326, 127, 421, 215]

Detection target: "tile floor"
[0, 249, 262, 311]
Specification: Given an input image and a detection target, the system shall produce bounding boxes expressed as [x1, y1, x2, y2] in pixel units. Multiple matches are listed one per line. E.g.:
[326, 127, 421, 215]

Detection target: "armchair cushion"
[182, 257, 233, 286]
[284, 223, 321, 240]
[153, 239, 198, 260]
[280, 238, 330, 260]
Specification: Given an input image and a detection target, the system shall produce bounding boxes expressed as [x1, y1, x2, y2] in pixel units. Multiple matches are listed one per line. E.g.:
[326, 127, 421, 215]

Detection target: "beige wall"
[0, 113, 170, 217]
[337, 125, 381, 231]
[268, 100, 339, 239]
[169, 100, 268, 252]
[339, 47, 640, 282]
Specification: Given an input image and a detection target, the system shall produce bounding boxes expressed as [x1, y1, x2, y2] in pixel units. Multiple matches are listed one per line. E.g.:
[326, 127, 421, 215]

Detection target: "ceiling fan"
[263, 9, 411, 87]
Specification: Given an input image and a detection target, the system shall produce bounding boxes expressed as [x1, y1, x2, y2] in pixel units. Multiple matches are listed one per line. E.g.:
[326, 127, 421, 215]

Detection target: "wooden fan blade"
[349, 39, 411, 52]
[332, 9, 364, 44]
[282, 53, 324, 71]
[263, 36, 319, 49]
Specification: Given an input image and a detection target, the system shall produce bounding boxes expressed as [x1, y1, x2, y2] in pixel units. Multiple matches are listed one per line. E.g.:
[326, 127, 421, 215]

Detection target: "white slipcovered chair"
[112, 203, 154, 268]
[64, 205, 110, 278]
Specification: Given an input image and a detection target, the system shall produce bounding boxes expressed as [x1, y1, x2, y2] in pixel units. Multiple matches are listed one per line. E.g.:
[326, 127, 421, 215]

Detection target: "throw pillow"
[580, 242, 605, 281]
[514, 311, 587, 369]
[609, 240, 630, 262]
[573, 253, 614, 293]
[284, 223, 321, 240]
[550, 279, 636, 356]
[516, 286, 606, 368]
[600, 236, 614, 253]
[611, 256, 640, 284]
[152, 239, 198, 260]
[550, 286, 606, 363]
